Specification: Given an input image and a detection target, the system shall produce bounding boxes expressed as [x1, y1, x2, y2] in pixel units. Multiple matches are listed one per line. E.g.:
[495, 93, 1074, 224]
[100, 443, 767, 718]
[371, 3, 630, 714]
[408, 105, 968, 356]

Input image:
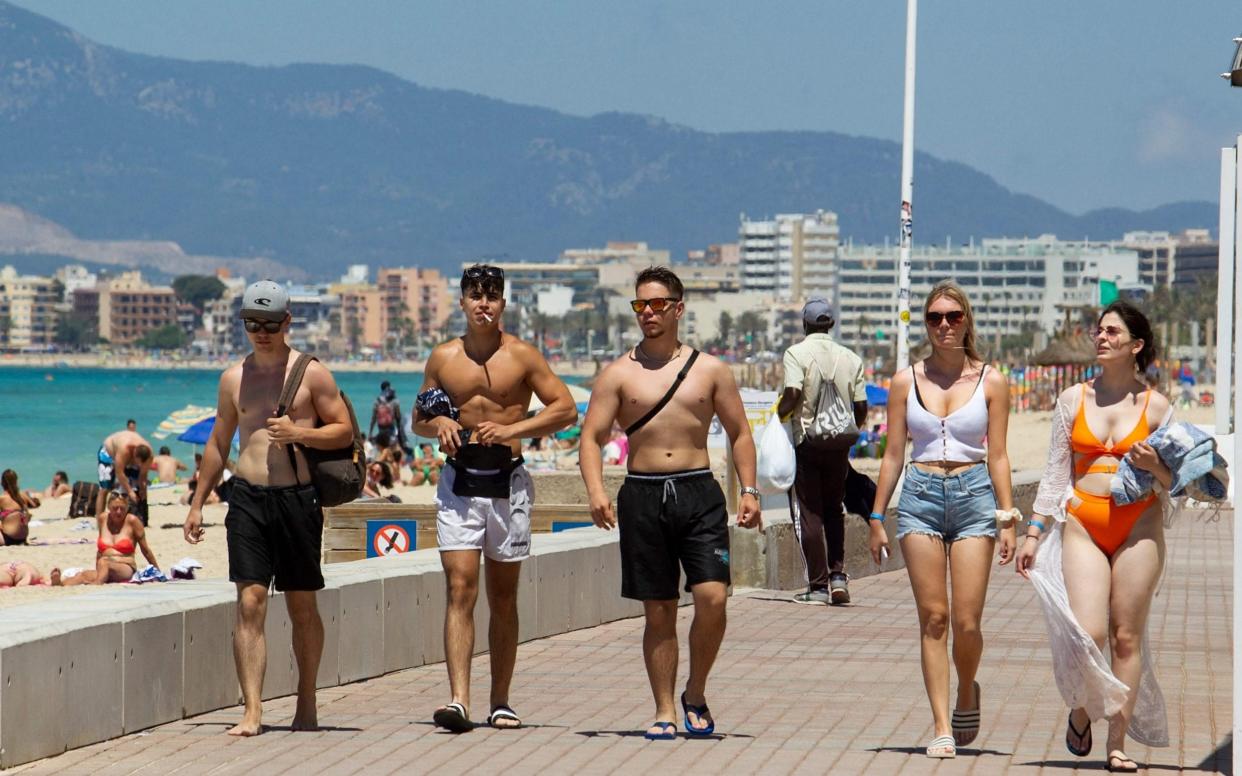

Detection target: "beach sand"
[0, 405, 1216, 609]
[0, 478, 439, 609]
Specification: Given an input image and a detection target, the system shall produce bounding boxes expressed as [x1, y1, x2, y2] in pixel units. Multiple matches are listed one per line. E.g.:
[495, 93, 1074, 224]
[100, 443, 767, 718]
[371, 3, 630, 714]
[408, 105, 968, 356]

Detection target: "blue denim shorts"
[896, 463, 997, 543]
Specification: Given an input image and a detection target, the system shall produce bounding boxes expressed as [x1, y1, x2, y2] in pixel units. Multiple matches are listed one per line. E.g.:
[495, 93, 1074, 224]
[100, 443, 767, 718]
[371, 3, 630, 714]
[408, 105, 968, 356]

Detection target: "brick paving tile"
[8, 509, 1232, 775]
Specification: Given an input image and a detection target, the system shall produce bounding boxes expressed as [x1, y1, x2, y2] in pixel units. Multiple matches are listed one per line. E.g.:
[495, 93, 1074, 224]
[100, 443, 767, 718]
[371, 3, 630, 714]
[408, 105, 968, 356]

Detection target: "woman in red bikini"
[1017, 300, 1172, 774]
[62, 490, 160, 585]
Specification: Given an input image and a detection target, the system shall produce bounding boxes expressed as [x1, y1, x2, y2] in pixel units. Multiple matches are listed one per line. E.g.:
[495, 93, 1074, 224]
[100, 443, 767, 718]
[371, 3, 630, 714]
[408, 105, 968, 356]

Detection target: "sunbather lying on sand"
[0, 560, 56, 587]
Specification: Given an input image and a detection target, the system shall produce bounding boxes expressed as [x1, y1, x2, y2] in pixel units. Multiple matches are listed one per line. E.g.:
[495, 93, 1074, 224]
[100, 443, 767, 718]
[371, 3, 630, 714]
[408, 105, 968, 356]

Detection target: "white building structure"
[53, 264, 97, 303]
[833, 235, 1142, 352]
[739, 210, 840, 302]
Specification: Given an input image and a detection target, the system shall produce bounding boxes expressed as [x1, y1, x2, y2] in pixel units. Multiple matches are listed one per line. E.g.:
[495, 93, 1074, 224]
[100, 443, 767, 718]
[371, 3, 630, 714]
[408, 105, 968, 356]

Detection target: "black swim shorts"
[617, 468, 731, 601]
[225, 477, 324, 592]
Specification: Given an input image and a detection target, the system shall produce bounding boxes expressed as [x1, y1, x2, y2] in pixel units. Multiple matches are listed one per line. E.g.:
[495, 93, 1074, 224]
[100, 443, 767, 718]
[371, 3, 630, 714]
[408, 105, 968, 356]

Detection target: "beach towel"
[169, 557, 203, 580]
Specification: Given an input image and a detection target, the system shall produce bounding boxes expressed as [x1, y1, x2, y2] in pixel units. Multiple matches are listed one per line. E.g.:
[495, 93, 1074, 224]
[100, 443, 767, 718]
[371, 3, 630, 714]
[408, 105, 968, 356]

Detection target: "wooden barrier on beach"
[322, 501, 594, 563]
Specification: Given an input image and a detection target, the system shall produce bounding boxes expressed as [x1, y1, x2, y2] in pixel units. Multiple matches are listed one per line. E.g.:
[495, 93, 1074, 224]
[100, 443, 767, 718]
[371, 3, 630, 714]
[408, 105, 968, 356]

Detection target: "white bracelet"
[995, 508, 1022, 527]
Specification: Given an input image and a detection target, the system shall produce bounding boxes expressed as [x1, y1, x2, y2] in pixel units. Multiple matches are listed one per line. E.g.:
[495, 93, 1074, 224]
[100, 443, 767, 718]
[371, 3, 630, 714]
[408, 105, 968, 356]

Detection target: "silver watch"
[740, 486, 761, 498]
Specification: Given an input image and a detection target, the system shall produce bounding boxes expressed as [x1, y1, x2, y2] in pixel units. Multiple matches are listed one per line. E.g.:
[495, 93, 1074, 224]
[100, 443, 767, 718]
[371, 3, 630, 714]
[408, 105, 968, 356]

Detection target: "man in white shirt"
[776, 299, 868, 605]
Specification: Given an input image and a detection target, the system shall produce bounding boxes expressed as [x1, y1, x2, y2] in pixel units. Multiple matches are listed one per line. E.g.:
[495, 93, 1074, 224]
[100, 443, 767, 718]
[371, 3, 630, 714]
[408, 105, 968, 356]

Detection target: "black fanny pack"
[448, 444, 524, 499]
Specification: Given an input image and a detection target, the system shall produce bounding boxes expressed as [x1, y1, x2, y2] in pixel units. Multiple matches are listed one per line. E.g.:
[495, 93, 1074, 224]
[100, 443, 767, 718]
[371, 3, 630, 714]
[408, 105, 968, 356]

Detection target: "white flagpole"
[1217, 147, 1236, 435]
[895, 0, 918, 370]
[1233, 135, 1242, 776]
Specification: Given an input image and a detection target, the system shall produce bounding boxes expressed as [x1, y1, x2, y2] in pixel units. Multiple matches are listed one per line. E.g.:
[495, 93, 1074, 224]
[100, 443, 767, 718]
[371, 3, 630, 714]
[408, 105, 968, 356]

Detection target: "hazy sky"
[16, 0, 1242, 214]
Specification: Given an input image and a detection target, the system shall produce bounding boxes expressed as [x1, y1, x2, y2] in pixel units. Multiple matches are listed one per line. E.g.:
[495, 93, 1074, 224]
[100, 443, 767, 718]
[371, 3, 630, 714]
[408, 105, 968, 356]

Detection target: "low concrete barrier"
[0, 468, 1044, 768]
[729, 469, 1043, 590]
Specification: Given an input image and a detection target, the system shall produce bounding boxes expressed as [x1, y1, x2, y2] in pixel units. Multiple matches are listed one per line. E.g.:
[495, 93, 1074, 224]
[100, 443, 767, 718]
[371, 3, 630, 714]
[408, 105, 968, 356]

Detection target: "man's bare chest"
[619, 368, 713, 421]
[236, 378, 312, 427]
[440, 359, 528, 405]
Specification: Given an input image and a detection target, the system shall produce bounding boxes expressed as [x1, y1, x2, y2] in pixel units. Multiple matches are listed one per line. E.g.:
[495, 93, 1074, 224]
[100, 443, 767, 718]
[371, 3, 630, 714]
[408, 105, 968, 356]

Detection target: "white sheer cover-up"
[1027, 387, 1174, 748]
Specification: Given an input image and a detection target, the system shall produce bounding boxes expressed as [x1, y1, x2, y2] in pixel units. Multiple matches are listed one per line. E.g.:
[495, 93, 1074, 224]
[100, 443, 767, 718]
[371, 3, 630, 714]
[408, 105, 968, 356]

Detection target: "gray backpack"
[804, 350, 860, 450]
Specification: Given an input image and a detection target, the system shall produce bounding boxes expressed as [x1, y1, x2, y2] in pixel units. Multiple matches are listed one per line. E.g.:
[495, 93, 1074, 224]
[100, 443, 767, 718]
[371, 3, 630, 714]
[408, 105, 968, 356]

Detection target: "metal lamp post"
[895, 0, 918, 370]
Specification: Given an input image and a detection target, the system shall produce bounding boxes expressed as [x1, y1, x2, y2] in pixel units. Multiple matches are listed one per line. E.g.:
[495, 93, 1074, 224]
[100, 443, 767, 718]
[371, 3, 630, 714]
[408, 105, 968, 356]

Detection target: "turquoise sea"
[0, 366, 433, 490]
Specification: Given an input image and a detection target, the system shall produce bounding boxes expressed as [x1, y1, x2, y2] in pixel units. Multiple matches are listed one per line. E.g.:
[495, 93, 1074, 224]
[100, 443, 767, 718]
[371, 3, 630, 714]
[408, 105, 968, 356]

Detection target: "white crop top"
[906, 365, 989, 463]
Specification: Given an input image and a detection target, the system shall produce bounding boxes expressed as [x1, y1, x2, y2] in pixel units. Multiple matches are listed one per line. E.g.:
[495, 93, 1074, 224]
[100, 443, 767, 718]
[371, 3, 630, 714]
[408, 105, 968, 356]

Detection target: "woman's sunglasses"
[924, 310, 965, 327]
[1091, 325, 1128, 340]
[243, 318, 283, 334]
[630, 297, 681, 313]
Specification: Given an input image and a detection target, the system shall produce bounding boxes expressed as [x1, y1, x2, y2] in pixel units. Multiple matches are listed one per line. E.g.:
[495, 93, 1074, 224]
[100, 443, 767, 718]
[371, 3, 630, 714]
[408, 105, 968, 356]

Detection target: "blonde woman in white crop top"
[868, 281, 1016, 759]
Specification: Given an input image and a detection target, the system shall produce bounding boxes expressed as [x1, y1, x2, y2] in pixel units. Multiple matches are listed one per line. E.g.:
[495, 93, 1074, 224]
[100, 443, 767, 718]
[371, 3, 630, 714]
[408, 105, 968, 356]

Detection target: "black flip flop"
[433, 702, 471, 734]
[488, 705, 522, 729]
[1107, 751, 1139, 772]
[681, 691, 715, 736]
[1065, 711, 1092, 757]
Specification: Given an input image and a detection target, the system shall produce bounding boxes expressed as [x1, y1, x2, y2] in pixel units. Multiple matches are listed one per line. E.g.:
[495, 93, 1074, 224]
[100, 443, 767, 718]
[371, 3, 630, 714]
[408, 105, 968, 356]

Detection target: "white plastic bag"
[756, 414, 796, 494]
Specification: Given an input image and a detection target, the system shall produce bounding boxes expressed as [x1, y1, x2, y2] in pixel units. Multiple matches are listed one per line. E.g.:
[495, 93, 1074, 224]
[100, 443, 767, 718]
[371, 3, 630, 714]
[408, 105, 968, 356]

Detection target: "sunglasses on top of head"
[243, 318, 283, 334]
[924, 310, 965, 327]
[463, 266, 504, 281]
[630, 297, 681, 313]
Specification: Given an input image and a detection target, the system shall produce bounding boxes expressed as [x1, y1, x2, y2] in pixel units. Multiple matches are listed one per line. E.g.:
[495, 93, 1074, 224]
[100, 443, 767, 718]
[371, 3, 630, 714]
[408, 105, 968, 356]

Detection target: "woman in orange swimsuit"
[1017, 300, 1172, 774]
[61, 490, 160, 585]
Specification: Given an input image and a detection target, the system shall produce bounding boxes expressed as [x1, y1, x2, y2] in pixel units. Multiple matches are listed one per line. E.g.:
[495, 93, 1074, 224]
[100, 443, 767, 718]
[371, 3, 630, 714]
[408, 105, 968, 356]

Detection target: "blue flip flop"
[644, 721, 677, 741]
[681, 692, 715, 737]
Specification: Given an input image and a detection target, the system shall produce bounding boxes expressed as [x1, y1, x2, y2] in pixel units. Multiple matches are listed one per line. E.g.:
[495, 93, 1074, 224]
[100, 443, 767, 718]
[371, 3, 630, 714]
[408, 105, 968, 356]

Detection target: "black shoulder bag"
[277, 354, 367, 507]
[625, 349, 701, 436]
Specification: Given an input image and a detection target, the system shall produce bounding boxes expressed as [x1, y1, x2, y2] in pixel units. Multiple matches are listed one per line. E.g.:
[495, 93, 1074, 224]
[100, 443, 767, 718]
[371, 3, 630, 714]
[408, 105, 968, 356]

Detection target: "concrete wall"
[0, 469, 1043, 768]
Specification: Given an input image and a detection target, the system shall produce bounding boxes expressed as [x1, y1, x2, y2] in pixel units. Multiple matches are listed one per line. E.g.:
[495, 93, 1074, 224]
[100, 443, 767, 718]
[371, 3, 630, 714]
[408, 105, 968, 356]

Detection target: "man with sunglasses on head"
[414, 263, 577, 733]
[775, 298, 868, 605]
[182, 280, 355, 737]
[579, 265, 761, 740]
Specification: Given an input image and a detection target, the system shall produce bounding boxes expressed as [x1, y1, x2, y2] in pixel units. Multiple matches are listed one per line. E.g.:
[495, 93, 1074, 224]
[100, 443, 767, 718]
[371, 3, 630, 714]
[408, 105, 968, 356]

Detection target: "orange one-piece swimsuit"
[1067, 383, 1157, 556]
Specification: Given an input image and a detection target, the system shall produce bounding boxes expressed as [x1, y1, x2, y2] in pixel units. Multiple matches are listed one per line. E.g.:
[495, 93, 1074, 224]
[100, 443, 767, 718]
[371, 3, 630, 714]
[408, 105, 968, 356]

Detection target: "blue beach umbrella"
[177, 417, 241, 448]
[177, 417, 217, 445]
[865, 384, 889, 406]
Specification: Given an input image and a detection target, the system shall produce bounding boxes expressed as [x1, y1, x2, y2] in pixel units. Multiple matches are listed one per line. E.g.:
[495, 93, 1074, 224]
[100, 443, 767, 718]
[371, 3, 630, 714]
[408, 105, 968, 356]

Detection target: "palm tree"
[718, 311, 733, 348]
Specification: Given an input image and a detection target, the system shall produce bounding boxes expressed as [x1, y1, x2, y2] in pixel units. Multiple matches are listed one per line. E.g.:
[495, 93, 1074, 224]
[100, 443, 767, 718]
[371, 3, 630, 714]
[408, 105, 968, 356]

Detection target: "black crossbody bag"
[625, 349, 701, 436]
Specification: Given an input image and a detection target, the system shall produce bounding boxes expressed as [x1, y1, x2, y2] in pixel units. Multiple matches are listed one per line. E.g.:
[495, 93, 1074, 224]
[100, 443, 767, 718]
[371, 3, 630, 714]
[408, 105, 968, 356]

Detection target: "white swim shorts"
[435, 464, 533, 561]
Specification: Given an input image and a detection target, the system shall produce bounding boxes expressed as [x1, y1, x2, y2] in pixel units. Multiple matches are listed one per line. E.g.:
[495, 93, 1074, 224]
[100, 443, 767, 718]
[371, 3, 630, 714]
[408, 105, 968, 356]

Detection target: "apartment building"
[338, 285, 386, 350]
[560, 241, 669, 269]
[53, 265, 97, 303]
[0, 266, 59, 350]
[832, 235, 1141, 353]
[739, 211, 840, 302]
[376, 267, 453, 344]
[90, 272, 179, 346]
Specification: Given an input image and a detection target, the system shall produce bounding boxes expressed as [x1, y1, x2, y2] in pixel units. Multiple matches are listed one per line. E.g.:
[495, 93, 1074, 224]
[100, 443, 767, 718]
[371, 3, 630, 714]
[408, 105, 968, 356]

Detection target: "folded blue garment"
[1112, 422, 1229, 505]
[131, 564, 168, 584]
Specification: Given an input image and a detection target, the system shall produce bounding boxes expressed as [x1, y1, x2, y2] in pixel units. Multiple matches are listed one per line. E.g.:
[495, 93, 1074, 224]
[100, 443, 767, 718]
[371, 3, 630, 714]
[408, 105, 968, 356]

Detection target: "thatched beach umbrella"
[1033, 334, 1097, 366]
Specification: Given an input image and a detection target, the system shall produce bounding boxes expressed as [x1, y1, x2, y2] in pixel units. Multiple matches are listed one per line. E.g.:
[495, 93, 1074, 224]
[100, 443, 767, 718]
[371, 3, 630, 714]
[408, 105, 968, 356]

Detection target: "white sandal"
[926, 734, 957, 758]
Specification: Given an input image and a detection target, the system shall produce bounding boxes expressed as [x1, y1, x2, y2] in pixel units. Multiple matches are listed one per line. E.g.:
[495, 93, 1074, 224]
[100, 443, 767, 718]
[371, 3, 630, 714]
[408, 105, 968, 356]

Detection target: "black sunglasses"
[924, 310, 965, 327]
[243, 318, 283, 333]
[463, 266, 504, 281]
[630, 297, 681, 313]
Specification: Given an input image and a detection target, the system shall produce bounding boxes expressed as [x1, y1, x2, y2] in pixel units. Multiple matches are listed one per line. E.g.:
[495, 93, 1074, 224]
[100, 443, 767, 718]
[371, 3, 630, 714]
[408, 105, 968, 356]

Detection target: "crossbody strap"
[277, 353, 316, 485]
[625, 349, 700, 436]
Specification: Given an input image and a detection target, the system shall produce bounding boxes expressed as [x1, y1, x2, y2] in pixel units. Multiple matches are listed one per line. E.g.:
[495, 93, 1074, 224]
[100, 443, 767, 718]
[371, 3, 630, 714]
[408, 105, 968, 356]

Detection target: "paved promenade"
[15, 511, 1232, 775]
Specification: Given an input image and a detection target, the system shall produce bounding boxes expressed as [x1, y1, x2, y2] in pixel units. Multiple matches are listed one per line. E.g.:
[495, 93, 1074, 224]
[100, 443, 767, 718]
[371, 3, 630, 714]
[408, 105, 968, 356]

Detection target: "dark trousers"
[792, 442, 850, 589]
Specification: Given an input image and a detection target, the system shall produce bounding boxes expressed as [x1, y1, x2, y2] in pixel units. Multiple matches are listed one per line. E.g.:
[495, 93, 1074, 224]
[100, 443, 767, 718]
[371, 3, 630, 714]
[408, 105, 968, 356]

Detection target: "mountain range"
[0, 1, 1217, 281]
